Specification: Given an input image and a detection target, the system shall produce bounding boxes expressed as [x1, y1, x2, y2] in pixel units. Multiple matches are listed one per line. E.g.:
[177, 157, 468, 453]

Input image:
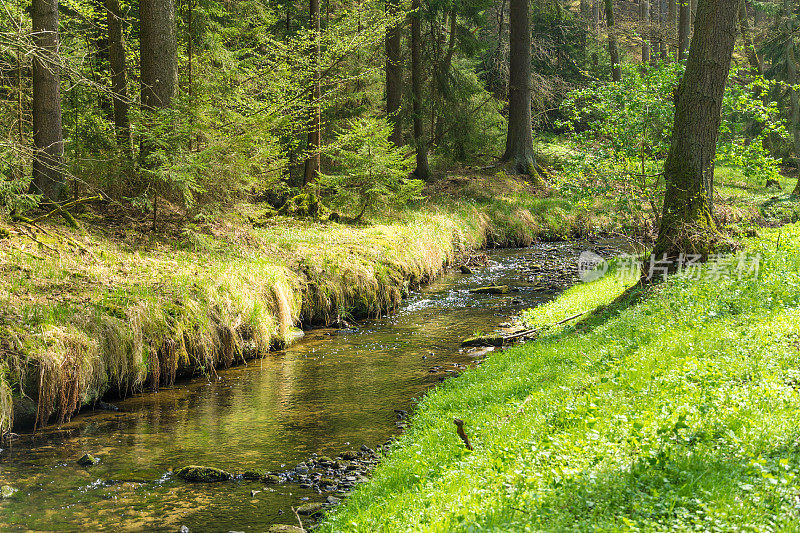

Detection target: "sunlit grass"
[321, 224, 800, 532]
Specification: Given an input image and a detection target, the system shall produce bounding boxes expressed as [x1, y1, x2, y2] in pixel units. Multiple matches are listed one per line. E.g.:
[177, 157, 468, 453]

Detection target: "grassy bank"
[0, 173, 625, 435]
[321, 224, 800, 531]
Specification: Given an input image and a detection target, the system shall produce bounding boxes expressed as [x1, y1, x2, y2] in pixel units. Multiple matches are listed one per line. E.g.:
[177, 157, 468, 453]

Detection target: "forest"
[2, 0, 800, 531]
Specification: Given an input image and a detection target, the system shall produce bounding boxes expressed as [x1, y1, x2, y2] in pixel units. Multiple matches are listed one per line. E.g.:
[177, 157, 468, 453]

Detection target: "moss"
[278, 193, 326, 219]
[174, 465, 232, 482]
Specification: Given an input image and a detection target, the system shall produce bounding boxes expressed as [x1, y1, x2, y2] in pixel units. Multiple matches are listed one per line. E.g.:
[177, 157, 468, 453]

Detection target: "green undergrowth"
[321, 224, 800, 532]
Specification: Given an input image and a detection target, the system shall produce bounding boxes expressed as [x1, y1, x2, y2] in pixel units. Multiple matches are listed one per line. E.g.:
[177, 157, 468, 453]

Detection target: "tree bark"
[678, 0, 690, 59]
[410, 0, 430, 179]
[140, 0, 177, 111]
[31, 0, 65, 202]
[668, 0, 676, 59]
[653, 0, 740, 260]
[385, 0, 403, 147]
[105, 0, 131, 152]
[502, 0, 537, 176]
[581, 0, 591, 27]
[140, 0, 177, 230]
[605, 0, 621, 81]
[304, 0, 322, 185]
[785, 0, 800, 195]
[641, 0, 651, 64]
[593, 0, 601, 28]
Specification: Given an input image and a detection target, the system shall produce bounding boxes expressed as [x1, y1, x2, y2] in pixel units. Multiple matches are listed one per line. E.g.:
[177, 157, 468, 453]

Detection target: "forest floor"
[319, 223, 800, 532]
[0, 158, 796, 436]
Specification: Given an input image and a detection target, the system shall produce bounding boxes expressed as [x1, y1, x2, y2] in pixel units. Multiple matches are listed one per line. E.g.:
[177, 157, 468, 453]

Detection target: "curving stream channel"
[0, 242, 626, 532]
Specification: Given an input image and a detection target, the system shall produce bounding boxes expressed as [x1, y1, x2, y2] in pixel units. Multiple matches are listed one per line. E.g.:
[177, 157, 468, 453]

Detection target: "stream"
[0, 242, 628, 532]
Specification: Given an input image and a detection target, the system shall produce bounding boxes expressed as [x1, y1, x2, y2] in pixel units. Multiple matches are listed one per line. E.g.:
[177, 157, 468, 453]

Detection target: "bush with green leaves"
[319, 118, 421, 220]
[557, 62, 786, 228]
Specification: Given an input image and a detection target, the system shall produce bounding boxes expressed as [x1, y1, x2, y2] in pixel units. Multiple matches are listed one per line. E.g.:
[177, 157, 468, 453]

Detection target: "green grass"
[321, 224, 800, 532]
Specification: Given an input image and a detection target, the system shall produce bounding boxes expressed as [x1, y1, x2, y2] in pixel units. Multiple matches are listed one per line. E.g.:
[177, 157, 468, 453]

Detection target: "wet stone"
[1, 485, 17, 499]
[77, 454, 100, 466]
[296, 502, 327, 517]
[241, 470, 263, 480]
[175, 466, 232, 482]
[263, 474, 281, 484]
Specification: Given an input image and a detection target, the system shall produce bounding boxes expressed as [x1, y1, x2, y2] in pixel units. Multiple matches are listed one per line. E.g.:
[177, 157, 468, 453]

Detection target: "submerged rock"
[174, 466, 232, 482]
[241, 470, 263, 481]
[469, 285, 509, 295]
[1, 485, 17, 499]
[77, 454, 100, 466]
[296, 502, 327, 517]
[263, 474, 281, 484]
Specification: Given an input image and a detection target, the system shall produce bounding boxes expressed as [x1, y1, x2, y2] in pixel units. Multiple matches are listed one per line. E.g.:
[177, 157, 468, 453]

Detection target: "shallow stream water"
[0, 242, 627, 532]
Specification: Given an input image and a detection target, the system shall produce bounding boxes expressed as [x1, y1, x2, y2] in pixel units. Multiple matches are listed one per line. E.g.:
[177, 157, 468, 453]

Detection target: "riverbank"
[320, 224, 800, 531]
[0, 173, 629, 434]
[0, 163, 794, 435]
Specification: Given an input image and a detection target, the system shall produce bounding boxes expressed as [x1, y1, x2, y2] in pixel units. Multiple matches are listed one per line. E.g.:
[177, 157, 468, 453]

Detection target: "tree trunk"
[653, 0, 740, 260]
[581, 0, 591, 26]
[385, 0, 403, 147]
[593, 0, 601, 27]
[605, 0, 621, 81]
[641, 0, 651, 64]
[785, 0, 800, 195]
[668, 0, 676, 59]
[31, 0, 65, 203]
[678, 0, 690, 59]
[140, 0, 177, 230]
[304, 0, 322, 185]
[410, 0, 430, 179]
[140, 0, 177, 111]
[502, 0, 537, 176]
[105, 0, 131, 152]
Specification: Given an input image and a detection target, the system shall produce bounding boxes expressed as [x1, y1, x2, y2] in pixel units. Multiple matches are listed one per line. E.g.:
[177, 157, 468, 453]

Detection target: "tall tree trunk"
[385, 0, 403, 147]
[785, 0, 800, 195]
[668, 0, 676, 59]
[304, 0, 322, 185]
[140, 0, 177, 110]
[502, 0, 537, 176]
[690, 0, 697, 25]
[605, 0, 621, 81]
[653, 0, 740, 260]
[641, 0, 651, 64]
[31, 0, 65, 203]
[739, 0, 770, 148]
[140, 0, 177, 230]
[410, 0, 430, 179]
[105, 0, 131, 152]
[593, 0, 601, 27]
[581, 0, 591, 27]
[678, 0, 690, 59]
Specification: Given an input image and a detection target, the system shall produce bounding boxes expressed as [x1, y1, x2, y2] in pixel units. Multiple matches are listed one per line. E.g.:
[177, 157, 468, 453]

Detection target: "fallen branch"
[503, 311, 588, 341]
[29, 196, 102, 225]
[291, 506, 307, 532]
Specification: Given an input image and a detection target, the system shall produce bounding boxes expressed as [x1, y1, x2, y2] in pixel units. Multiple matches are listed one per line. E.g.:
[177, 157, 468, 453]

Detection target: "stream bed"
[0, 241, 628, 532]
